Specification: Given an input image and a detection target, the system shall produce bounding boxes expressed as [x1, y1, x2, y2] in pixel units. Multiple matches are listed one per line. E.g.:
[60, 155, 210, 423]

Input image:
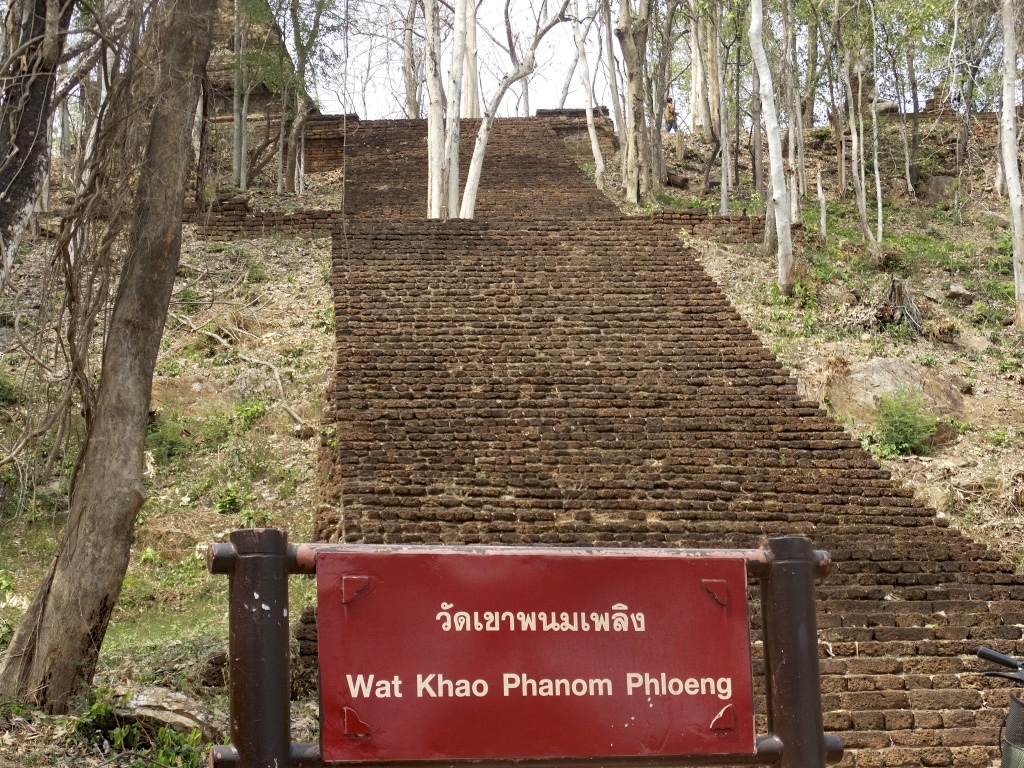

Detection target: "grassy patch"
[864, 389, 938, 458]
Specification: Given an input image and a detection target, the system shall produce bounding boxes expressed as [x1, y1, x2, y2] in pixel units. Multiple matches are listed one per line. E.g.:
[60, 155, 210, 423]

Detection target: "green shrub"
[215, 484, 245, 515]
[0, 371, 22, 407]
[146, 411, 192, 468]
[869, 389, 938, 458]
[233, 396, 269, 430]
[76, 689, 205, 767]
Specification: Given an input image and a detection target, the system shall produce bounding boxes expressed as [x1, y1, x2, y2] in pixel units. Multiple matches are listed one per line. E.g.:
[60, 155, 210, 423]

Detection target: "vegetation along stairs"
[300, 115, 1023, 768]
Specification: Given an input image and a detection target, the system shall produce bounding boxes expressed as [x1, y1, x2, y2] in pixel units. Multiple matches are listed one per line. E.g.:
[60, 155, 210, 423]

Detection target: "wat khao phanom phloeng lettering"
[206, 530, 840, 768]
[315, 549, 756, 762]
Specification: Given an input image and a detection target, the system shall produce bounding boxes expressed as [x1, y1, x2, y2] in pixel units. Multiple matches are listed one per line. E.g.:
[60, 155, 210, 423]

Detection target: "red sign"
[316, 547, 754, 763]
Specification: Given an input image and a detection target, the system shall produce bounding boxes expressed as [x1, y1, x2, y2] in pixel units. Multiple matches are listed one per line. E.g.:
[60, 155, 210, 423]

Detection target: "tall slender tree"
[0, 0, 77, 290]
[615, 0, 654, 204]
[0, 0, 218, 712]
[749, 0, 793, 295]
[1000, 0, 1024, 325]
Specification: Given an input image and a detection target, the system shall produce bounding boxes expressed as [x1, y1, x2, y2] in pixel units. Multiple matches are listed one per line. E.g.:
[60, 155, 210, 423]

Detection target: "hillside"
[1, 116, 1023, 765]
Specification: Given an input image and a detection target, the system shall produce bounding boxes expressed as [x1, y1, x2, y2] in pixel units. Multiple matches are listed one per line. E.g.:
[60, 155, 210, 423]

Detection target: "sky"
[312, 0, 627, 122]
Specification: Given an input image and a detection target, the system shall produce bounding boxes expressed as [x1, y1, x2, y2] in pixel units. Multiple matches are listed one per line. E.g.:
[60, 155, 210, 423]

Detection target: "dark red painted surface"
[317, 547, 755, 763]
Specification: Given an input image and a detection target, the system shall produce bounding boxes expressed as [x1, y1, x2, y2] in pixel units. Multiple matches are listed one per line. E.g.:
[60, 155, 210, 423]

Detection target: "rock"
[666, 172, 689, 190]
[232, 366, 275, 396]
[946, 283, 975, 303]
[922, 289, 945, 304]
[917, 174, 958, 204]
[113, 686, 225, 742]
[200, 651, 228, 687]
[823, 358, 968, 425]
[294, 423, 317, 440]
[978, 210, 1011, 229]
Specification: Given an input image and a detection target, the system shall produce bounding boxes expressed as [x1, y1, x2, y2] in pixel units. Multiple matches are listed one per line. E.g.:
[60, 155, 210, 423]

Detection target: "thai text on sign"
[316, 547, 755, 763]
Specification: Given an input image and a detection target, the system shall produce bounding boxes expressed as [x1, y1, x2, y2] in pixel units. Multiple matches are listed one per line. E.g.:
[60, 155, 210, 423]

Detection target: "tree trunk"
[614, 0, 652, 205]
[0, 0, 77, 290]
[240, 77, 250, 190]
[425, 0, 445, 218]
[803, 17, 819, 126]
[460, 0, 569, 217]
[0, 0, 216, 713]
[843, 54, 876, 251]
[1000, 0, 1024, 325]
[749, 0, 793, 295]
[277, 81, 288, 194]
[602, 0, 626, 158]
[233, 0, 244, 186]
[443, 0, 468, 216]
[817, 167, 826, 242]
[689, 0, 712, 140]
[403, 0, 422, 118]
[868, 0, 882, 243]
[285, 92, 309, 193]
[573, 2, 605, 189]
[717, 6, 730, 215]
[907, 43, 920, 188]
[463, 0, 480, 118]
[751, 61, 764, 199]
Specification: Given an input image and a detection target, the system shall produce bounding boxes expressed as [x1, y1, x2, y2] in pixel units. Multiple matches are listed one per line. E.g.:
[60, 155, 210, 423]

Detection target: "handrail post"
[209, 528, 291, 768]
[762, 535, 828, 768]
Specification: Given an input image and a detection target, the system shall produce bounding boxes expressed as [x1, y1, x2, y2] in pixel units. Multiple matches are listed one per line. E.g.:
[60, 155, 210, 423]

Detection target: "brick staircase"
[310, 117, 1021, 768]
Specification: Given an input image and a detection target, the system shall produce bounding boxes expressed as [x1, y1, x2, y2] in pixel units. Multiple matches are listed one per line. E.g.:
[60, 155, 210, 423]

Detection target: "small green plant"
[868, 389, 938, 458]
[947, 417, 973, 435]
[0, 570, 13, 595]
[969, 301, 1004, 327]
[157, 358, 184, 377]
[146, 411, 192, 469]
[234, 396, 269, 430]
[313, 306, 335, 331]
[173, 285, 204, 314]
[988, 427, 1017, 448]
[0, 371, 23, 407]
[239, 508, 274, 528]
[215, 484, 246, 515]
[76, 689, 206, 766]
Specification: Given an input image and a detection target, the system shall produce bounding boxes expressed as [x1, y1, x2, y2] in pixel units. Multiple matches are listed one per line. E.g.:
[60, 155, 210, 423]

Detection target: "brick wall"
[301, 116, 1024, 768]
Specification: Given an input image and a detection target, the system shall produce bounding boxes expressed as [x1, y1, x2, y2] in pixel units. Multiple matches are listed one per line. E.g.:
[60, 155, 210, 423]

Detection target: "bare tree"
[459, 0, 570, 217]
[0, 0, 217, 712]
[403, 0, 423, 117]
[749, 0, 793, 295]
[0, 0, 77, 290]
[425, 0, 445, 217]
[1000, 0, 1024, 325]
[572, 0, 605, 189]
[615, 0, 654, 205]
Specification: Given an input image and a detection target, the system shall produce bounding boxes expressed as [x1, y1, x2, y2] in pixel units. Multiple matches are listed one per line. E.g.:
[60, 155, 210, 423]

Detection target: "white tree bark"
[403, 0, 422, 118]
[817, 167, 827, 243]
[424, 0, 445, 218]
[1000, 0, 1024, 325]
[463, 0, 480, 118]
[689, 13, 703, 134]
[868, 0, 882, 243]
[749, 0, 793, 295]
[601, 0, 626, 154]
[717, 5, 729, 215]
[573, 1, 605, 189]
[843, 54, 876, 251]
[233, 0, 243, 186]
[442, 0, 468, 216]
[614, 0, 653, 205]
[460, 0, 570, 218]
